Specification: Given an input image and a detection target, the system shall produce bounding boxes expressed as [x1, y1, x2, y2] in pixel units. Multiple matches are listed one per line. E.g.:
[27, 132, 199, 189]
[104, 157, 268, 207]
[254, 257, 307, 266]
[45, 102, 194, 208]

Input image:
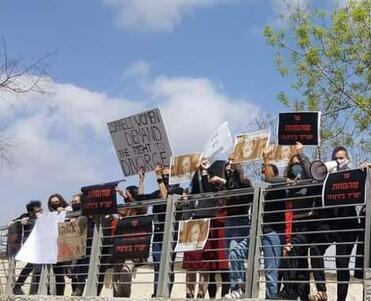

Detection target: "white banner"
[15, 212, 65, 264]
[203, 122, 233, 166]
[107, 108, 173, 177]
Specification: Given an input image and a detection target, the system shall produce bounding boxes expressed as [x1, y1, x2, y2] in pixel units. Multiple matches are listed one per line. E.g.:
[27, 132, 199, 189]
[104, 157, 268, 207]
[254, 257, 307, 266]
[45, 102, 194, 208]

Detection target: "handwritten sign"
[57, 217, 87, 262]
[322, 169, 367, 207]
[278, 112, 320, 145]
[81, 181, 119, 216]
[113, 216, 152, 260]
[108, 108, 173, 177]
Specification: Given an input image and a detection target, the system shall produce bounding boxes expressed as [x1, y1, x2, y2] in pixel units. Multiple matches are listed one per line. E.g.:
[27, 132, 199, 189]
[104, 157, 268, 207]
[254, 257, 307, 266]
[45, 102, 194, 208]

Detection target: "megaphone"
[310, 159, 350, 180]
[310, 160, 339, 181]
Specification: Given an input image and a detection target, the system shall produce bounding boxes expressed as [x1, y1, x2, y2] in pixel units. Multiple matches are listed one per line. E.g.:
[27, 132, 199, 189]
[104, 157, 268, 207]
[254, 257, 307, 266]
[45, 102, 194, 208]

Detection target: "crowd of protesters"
[6, 143, 370, 301]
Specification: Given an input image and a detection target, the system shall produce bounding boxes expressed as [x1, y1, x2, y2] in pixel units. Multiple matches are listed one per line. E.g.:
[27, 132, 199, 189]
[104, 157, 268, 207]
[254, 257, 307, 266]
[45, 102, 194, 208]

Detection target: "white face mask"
[337, 158, 349, 168]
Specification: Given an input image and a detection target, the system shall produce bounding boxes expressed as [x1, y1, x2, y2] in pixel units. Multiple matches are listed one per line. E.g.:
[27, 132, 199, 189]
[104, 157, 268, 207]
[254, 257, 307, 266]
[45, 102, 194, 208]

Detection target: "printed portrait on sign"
[169, 153, 202, 184]
[232, 130, 269, 163]
[175, 218, 210, 252]
[270, 145, 296, 167]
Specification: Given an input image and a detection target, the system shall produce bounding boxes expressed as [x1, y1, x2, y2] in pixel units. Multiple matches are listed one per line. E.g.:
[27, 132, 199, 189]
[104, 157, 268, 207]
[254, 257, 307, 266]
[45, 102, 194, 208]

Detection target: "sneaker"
[224, 288, 244, 299]
[13, 285, 24, 295]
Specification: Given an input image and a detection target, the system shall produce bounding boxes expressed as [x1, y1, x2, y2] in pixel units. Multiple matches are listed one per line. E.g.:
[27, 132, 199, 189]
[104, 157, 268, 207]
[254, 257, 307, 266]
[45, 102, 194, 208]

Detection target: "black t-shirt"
[138, 191, 164, 242]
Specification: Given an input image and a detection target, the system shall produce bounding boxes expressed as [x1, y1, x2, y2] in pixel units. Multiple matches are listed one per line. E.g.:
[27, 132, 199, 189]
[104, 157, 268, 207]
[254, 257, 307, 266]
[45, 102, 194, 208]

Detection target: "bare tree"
[0, 38, 52, 165]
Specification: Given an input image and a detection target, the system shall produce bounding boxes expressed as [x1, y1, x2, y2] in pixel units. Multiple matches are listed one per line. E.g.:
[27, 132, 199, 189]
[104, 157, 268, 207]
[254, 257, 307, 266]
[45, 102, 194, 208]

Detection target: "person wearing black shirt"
[261, 160, 287, 299]
[309, 146, 361, 301]
[47, 193, 70, 296]
[12, 200, 43, 295]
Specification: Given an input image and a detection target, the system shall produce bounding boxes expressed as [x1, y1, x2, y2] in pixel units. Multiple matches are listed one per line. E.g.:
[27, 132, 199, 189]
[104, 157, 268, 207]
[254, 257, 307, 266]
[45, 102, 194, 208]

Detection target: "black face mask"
[51, 203, 60, 210]
[72, 203, 81, 211]
[162, 174, 169, 188]
[226, 169, 239, 189]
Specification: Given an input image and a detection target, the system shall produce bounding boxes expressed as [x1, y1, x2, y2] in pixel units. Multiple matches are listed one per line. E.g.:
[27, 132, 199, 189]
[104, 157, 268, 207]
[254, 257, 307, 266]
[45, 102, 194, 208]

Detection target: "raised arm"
[138, 166, 145, 196]
[155, 164, 168, 198]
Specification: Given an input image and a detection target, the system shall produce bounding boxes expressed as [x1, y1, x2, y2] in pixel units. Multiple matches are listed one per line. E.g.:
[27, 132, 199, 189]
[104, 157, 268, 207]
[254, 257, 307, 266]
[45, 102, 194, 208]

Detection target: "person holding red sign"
[309, 146, 360, 301]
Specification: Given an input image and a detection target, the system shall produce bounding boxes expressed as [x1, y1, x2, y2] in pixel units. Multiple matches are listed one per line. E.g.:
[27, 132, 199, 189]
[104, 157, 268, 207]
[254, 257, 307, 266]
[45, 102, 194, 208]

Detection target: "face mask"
[162, 175, 169, 188]
[337, 158, 349, 168]
[51, 203, 59, 210]
[72, 203, 81, 211]
[291, 164, 304, 178]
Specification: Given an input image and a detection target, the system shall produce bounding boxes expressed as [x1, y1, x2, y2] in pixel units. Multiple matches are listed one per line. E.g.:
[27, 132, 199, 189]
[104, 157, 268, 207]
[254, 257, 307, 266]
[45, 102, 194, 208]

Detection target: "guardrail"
[0, 172, 370, 300]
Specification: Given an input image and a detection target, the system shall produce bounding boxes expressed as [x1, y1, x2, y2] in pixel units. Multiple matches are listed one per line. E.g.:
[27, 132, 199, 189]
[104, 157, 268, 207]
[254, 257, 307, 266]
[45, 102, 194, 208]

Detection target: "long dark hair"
[47, 193, 68, 211]
[126, 186, 138, 202]
[331, 146, 349, 161]
[285, 154, 301, 179]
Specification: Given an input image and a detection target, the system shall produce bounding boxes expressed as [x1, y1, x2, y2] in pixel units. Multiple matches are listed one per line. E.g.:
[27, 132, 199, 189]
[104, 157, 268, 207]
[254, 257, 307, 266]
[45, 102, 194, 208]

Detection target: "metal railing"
[0, 172, 370, 300]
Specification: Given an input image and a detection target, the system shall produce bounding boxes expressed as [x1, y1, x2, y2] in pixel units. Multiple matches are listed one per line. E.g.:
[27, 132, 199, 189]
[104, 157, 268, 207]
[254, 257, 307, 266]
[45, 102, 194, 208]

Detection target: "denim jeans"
[225, 216, 250, 249]
[152, 241, 175, 297]
[261, 230, 282, 299]
[229, 238, 249, 291]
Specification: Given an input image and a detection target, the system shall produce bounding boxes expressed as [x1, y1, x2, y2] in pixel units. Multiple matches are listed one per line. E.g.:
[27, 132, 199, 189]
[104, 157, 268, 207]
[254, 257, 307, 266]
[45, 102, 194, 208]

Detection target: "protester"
[12, 201, 43, 295]
[147, 165, 184, 298]
[223, 158, 253, 298]
[277, 142, 319, 300]
[47, 193, 70, 296]
[112, 184, 147, 298]
[260, 150, 288, 299]
[67, 194, 94, 296]
[182, 157, 227, 299]
[207, 160, 231, 299]
[308, 146, 360, 301]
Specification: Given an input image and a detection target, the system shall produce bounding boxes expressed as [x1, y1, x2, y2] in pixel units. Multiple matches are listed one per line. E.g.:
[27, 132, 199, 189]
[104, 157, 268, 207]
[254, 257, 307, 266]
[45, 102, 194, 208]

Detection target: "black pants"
[310, 219, 358, 301]
[208, 272, 230, 298]
[48, 263, 66, 296]
[71, 256, 90, 295]
[280, 220, 312, 301]
[309, 222, 331, 292]
[14, 263, 40, 294]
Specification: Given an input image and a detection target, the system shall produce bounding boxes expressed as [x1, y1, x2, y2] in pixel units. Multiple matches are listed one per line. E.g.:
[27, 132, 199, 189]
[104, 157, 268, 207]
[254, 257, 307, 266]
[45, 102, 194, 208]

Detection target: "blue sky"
[0, 0, 340, 223]
[1, 0, 290, 105]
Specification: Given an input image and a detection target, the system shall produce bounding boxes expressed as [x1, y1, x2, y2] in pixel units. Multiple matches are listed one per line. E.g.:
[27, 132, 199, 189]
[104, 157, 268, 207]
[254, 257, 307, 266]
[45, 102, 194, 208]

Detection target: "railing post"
[5, 256, 15, 294]
[84, 218, 102, 297]
[36, 264, 49, 295]
[156, 195, 175, 298]
[245, 186, 262, 298]
[363, 169, 371, 301]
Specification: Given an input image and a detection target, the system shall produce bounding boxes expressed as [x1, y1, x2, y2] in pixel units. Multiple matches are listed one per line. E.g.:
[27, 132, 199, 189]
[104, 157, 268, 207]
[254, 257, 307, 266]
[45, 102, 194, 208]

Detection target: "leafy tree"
[263, 0, 370, 161]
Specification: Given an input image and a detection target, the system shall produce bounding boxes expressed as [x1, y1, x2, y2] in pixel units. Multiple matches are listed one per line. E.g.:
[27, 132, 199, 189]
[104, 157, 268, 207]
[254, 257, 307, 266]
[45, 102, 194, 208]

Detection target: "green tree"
[263, 0, 370, 161]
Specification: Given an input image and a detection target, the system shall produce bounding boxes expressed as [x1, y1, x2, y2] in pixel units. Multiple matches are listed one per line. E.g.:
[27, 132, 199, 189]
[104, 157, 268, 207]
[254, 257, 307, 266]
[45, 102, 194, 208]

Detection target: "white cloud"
[0, 72, 258, 224]
[103, 0, 224, 32]
[271, 0, 307, 24]
[122, 61, 151, 79]
[150, 76, 259, 153]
